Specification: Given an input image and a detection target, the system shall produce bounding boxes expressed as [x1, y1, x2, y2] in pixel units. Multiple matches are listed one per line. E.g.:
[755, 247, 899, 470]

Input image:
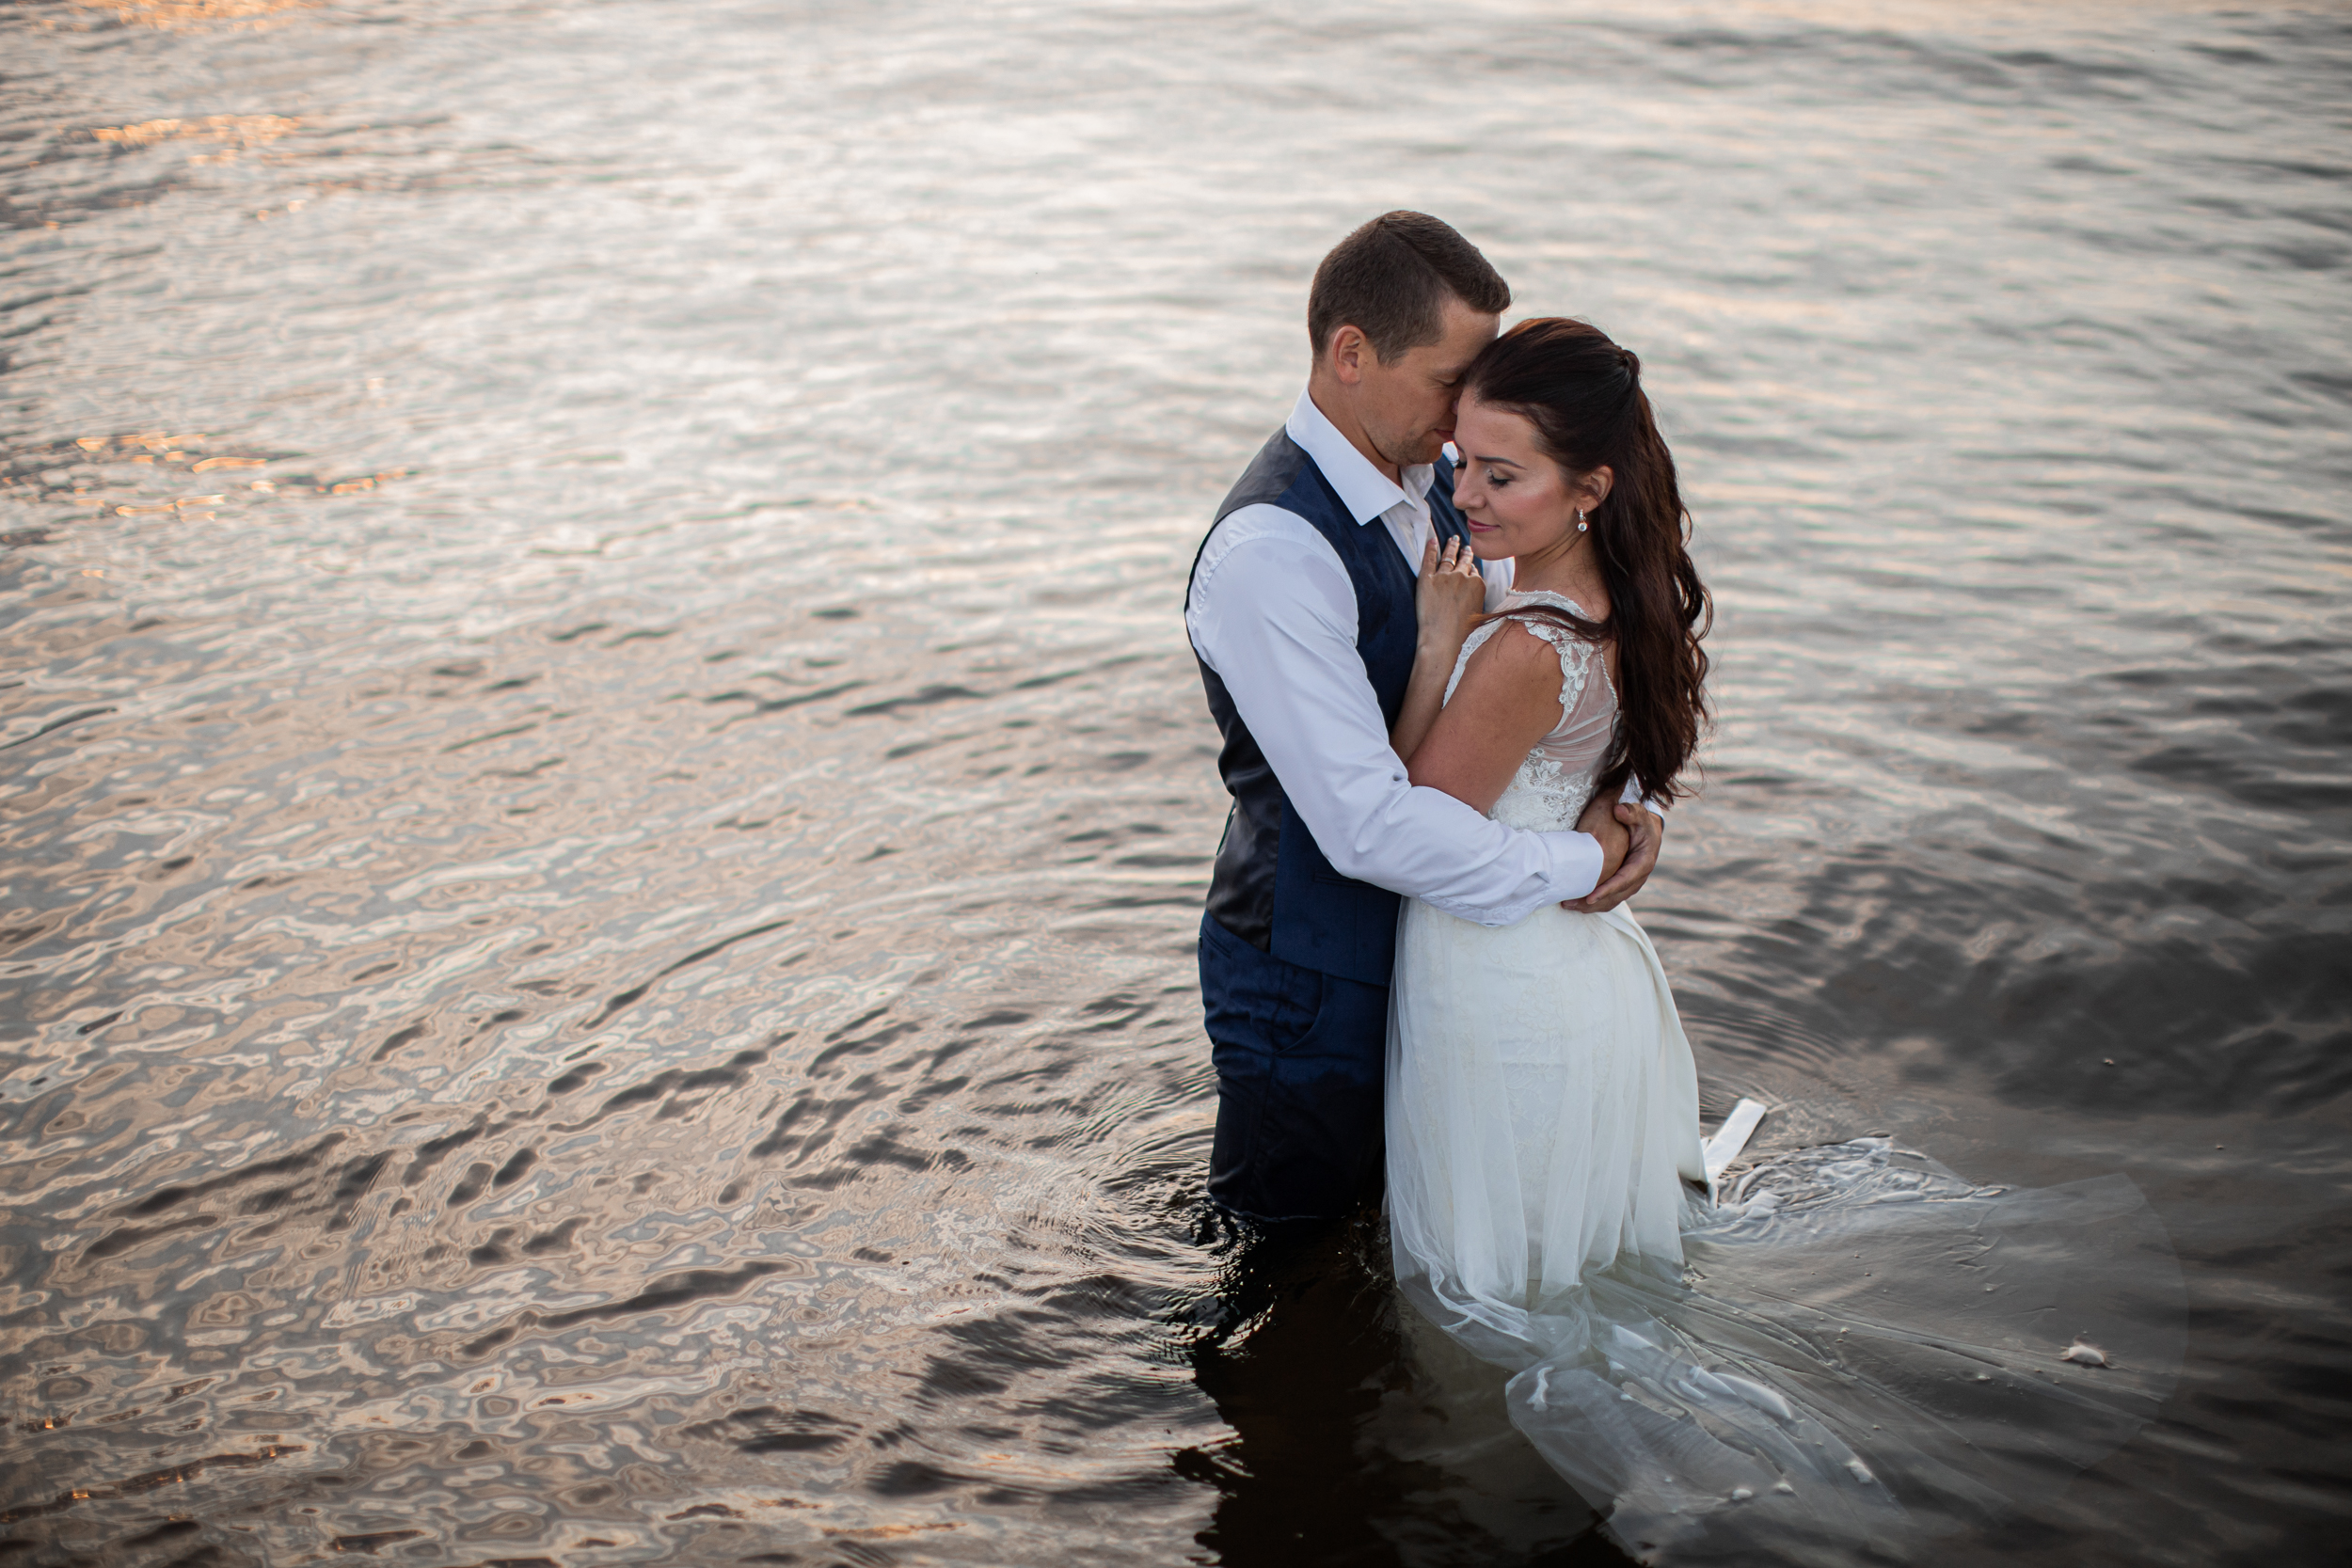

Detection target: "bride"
[1389, 314, 1710, 1327]
[1383, 319, 2184, 1562]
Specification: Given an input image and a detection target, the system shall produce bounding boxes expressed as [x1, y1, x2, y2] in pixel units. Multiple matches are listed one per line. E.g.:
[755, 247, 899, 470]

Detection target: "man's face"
[1357, 294, 1500, 470]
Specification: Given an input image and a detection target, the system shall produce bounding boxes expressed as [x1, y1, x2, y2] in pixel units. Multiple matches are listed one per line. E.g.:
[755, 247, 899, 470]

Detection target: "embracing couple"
[1185, 213, 2185, 1553]
[1186, 211, 1710, 1300]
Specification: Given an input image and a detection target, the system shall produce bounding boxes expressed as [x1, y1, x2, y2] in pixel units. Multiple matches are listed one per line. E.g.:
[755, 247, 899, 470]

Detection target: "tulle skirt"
[1385, 899, 2185, 1563]
[1387, 900, 1707, 1326]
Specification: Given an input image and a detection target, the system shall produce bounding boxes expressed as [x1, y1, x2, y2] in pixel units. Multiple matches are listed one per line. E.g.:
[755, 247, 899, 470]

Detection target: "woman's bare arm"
[1404, 622, 1568, 811]
[1406, 622, 1630, 888]
[1389, 536, 1486, 764]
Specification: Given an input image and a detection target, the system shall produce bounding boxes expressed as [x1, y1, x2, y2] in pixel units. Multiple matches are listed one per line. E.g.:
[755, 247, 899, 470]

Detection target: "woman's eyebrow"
[1469, 453, 1525, 467]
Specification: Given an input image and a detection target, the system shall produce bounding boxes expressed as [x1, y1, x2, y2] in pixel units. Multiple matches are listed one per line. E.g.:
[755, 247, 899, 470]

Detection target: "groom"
[1186, 211, 1665, 1224]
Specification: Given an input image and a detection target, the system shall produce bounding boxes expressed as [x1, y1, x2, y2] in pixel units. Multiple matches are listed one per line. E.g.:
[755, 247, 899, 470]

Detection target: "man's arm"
[1187, 509, 1602, 924]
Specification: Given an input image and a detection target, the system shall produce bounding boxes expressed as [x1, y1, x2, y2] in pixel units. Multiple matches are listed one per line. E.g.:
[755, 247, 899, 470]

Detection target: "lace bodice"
[1441, 589, 1615, 832]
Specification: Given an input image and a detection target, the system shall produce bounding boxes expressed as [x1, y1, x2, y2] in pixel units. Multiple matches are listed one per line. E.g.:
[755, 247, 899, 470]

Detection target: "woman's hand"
[1416, 534, 1486, 658]
[1391, 535, 1492, 767]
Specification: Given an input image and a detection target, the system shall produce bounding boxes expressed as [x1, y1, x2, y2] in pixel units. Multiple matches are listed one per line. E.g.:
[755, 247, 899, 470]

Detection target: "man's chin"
[1373, 432, 1448, 472]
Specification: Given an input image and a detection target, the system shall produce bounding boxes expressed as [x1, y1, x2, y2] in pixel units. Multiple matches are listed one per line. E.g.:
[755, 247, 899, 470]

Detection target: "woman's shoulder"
[1457, 599, 1599, 721]
[1458, 612, 1581, 696]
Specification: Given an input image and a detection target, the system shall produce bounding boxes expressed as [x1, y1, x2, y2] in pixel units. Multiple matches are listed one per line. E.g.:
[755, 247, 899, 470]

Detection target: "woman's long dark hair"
[1461, 317, 1711, 803]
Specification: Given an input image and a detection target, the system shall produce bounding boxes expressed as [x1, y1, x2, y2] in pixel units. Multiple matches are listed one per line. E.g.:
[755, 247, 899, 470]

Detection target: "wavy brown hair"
[1461, 317, 1711, 802]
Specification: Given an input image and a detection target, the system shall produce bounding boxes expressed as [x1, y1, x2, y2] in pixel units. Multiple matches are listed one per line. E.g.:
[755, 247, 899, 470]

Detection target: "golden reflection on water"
[89, 116, 301, 162]
[71, 0, 313, 29]
[0, 429, 402, 531]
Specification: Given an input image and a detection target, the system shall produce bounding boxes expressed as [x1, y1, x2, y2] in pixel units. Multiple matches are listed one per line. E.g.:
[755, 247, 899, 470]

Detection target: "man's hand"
[1572, 786, 1631, 885]
[1563, 799, 1664, 914]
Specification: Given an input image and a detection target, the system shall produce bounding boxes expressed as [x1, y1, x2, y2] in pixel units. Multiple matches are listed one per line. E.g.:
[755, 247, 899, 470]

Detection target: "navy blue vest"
[1187, 428, 1470, 987]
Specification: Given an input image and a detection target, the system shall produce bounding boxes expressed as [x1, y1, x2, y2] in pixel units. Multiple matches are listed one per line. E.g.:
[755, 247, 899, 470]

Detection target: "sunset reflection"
[90, 115, 300, 160]
[71, 0, 313, 28]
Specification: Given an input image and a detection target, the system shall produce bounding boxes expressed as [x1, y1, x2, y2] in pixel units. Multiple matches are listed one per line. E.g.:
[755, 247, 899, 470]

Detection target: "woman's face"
[1449, 394, 1608, 563]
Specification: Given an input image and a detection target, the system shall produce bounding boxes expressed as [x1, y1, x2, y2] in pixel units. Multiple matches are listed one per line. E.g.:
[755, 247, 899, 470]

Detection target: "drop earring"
[1575, 509, 1589, 534]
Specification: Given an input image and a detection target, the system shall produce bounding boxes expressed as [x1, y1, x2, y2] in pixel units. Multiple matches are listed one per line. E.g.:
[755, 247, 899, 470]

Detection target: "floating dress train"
[1385, 592, 2184, 1563]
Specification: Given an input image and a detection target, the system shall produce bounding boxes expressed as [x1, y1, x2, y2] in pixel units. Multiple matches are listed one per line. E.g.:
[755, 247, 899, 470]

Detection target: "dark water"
[2, 0, 2348, 1561]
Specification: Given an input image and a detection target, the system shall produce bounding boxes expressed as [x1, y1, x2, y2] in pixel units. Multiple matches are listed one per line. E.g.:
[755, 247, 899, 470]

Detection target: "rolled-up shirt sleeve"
[1186, 504, 1603, 923]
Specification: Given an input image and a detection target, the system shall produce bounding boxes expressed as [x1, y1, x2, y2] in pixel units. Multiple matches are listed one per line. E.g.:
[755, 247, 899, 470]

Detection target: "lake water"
[2, 0, 2348, 1562]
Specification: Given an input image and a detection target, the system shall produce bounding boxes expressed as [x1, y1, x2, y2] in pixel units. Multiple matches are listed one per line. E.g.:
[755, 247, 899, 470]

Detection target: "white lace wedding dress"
[1385, 591, 2185, 1564]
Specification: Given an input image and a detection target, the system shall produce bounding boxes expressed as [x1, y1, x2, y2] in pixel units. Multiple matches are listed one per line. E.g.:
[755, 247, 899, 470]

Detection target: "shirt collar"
[1285, 387, 1434, 526]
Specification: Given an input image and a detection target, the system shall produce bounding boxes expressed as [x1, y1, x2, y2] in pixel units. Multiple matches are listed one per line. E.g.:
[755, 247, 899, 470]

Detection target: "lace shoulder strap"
[1491, 605, 1596, 728]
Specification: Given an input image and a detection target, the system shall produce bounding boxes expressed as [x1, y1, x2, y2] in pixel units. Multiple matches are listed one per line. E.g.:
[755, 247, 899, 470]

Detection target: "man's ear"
[1327, 325, 1372, 387]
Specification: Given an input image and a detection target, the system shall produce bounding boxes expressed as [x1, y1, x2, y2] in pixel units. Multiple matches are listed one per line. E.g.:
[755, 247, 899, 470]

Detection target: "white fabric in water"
[1385, 593, 2185, 1561]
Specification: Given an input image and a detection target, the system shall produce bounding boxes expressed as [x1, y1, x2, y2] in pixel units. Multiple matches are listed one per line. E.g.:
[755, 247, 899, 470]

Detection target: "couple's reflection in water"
[1178, 1208, 1632, 1568]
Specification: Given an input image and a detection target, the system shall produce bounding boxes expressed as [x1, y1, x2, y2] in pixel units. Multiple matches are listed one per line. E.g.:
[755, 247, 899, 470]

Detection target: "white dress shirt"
[1186, 388, 1619, 926]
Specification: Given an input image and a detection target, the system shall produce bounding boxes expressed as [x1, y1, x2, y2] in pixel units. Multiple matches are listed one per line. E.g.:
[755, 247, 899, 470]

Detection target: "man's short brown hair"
[1307, 212, 1511, 364]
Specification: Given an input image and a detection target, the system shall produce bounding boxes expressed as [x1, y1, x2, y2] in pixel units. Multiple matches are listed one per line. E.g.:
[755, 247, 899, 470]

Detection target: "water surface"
[2, 0, 2348, 1562]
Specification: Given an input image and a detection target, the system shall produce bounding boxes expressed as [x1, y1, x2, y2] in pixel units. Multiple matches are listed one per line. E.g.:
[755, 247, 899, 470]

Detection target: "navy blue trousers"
[1199, 912, 1391, 1223]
